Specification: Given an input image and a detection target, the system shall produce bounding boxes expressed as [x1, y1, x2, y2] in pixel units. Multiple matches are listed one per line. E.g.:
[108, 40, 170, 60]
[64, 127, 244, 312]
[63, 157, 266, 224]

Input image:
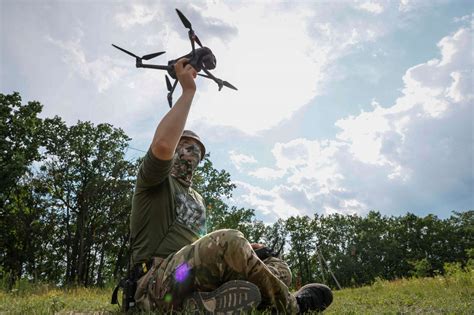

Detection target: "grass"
[1, 270, 473, 314]
[325, 270, 474, 314]
[0, 285, 117, 314]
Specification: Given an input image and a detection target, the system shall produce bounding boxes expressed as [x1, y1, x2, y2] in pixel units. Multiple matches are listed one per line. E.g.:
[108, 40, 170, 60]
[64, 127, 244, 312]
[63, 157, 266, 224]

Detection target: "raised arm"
[151, 58, 197, 160]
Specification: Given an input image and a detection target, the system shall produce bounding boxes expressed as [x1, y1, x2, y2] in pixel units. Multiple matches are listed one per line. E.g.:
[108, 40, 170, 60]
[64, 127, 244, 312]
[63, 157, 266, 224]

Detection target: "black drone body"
[112, 9, 237, 107]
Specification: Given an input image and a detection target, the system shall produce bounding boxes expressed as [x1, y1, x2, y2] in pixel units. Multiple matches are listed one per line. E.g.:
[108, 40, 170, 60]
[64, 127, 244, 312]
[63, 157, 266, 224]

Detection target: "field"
[1, 270, 473, 314]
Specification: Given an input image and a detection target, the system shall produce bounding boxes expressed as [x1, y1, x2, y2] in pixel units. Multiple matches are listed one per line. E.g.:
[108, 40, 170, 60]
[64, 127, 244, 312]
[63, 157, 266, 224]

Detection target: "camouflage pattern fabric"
[262, 256, 292, 288]
[135, 229, 298, 313]
[170, 141, 202, 187]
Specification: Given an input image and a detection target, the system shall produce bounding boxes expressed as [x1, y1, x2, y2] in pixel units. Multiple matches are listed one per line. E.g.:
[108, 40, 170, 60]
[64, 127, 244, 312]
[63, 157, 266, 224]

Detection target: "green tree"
[315, 213, 360, 287]
[38, 117, 135, 286]
[0, 92, 43, 204]
[262, 219, 288, 257]
[286, 215, 316, 287]
[0, 92, 45, 288]
[193, 156, 236, 232]
[447, 211, 474, 267]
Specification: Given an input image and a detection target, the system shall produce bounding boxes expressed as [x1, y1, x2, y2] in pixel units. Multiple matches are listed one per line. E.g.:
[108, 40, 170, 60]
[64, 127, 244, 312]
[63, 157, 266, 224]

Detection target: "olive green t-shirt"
[130, 149, 206, 264]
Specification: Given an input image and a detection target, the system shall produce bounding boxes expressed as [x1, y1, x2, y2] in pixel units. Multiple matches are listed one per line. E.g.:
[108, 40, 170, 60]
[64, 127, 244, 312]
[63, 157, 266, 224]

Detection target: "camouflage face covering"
[171, 140, 202, 187]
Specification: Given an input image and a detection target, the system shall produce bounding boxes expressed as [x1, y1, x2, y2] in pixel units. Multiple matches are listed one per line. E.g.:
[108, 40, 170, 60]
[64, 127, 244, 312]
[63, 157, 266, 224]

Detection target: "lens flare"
[175, 262, 191, 283]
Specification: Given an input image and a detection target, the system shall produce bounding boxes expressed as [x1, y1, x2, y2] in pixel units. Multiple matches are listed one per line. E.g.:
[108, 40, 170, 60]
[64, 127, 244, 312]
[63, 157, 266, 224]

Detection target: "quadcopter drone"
[112, 8, 237, 107]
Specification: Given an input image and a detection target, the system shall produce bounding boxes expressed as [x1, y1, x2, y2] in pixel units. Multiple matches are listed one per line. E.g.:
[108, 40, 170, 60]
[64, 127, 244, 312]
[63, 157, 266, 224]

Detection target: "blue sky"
[1, 0, 472, 222]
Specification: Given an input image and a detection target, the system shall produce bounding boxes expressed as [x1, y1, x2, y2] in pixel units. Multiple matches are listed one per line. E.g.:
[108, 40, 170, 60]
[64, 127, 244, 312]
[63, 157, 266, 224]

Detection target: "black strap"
[111, 232, 136, 308]
[110, 260, 154, 305]
[111, 278, 126, 305]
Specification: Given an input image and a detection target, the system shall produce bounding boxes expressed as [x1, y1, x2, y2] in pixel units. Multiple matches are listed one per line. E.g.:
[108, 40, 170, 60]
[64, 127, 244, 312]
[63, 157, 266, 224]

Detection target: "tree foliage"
[1, 93, 45, 288]
[37, 117, 136, 286]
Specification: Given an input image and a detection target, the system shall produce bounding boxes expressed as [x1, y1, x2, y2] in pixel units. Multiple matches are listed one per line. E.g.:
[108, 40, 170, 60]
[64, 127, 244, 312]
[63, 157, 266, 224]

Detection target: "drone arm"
[201, 69, 238, 91]
[201, 68, 220, 82]
[137, 64, 170, 71]
[201, 68, 225, 91]
[190, 32, 196, 56]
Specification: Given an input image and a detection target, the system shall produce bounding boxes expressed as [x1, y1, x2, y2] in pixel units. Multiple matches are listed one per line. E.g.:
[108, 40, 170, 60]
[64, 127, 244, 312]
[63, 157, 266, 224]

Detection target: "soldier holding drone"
[112, 9, 333, 314]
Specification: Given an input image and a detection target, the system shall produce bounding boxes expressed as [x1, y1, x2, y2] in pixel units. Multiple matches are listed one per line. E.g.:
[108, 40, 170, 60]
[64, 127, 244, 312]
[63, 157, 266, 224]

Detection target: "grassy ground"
[325, 270, 473, 314]
[1, 270, 473, 314]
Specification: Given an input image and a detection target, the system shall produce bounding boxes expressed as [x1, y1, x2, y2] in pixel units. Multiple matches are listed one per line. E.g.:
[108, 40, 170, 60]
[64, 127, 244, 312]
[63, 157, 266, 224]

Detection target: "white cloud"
[189, 4, 325, 134]
[453, 13, 474, 28]
[398, 0, 451, 13]
[233, 181, 303, 219]
[186, 2, 390, 134]
[229, 150, 257, 171]
[249, 167, 286, 180]
[236, 25, 473, 217]
[398, 0, 413, 12]
[47, 31, 126, 93]
[115, 4, 159, 30]
[357, 1, 385, 14]
[107, 2, 400, 135]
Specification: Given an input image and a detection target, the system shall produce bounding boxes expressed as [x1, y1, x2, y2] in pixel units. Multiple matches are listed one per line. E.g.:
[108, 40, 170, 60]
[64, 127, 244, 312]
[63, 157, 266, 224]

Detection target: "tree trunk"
[97, 243, 105, 287]
[65, 204, 72, 281]
[76, 201, 88, 284]
[113, 231, 129, 279]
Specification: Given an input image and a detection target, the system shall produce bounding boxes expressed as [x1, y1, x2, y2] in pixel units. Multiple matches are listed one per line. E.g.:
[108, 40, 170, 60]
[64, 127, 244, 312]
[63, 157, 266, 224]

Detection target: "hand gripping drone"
[112, 8, 237, 107]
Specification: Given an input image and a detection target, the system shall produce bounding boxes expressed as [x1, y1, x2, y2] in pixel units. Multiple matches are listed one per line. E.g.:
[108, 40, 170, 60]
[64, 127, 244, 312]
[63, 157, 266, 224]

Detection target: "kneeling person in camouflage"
[130, 58, 333, 314]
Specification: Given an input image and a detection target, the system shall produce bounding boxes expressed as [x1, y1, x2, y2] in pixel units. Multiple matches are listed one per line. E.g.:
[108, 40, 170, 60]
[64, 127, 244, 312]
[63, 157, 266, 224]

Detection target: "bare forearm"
[151, 90, 195, 160]
[150, 58, 197, 160]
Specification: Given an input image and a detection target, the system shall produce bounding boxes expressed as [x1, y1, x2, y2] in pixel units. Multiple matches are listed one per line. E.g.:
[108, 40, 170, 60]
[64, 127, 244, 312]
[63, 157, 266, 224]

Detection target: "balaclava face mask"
[170, 140, 202, 187]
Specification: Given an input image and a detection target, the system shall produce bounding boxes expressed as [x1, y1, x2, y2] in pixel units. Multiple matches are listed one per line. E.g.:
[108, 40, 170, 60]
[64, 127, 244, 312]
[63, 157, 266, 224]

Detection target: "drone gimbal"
[112, 8, 237, 107]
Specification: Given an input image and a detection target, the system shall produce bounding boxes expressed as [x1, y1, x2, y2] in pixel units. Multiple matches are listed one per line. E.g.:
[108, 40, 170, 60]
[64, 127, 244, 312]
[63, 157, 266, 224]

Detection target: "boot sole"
[183, 280, 261, 314]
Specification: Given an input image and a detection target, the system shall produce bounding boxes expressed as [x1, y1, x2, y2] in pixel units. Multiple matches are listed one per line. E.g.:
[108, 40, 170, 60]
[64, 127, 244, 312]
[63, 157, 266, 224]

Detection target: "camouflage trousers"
[135, 229, 298, 313]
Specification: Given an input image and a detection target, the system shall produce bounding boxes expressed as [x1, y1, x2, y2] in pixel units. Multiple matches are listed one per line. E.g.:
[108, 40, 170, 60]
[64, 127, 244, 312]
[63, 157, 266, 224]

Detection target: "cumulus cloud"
[249, 167, 286, 180]
[109, 1, 419, 135]
[356, 1, 385, 14]
[233, 181, 303, 219]
[229, 150, 257, 171]
[115, 3, 160, 30]
[47, 30, 125, 93]
[236, 26, 473, 218]
[398, 0, 450, 13]
[187, 2, 393, 134]
[453, 13, 474, 27]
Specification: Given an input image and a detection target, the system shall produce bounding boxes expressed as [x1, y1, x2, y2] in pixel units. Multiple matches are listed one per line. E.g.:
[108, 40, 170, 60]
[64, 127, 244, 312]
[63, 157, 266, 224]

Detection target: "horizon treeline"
[1, 92, 473, 290]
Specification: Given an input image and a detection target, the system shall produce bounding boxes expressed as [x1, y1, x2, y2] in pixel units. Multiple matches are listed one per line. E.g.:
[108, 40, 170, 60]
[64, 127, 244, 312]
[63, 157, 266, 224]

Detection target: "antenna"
[315, 244, 342, 290]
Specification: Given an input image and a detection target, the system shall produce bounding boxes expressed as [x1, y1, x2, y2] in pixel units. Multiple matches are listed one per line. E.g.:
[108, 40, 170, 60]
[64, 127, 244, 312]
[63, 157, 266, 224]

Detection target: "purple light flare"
[175, 262, 191, 283]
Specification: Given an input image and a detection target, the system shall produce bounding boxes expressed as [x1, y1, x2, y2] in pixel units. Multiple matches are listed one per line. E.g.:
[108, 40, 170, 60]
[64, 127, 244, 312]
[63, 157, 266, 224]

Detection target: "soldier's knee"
[211, 229, 252, 257]
[264, 257, 293, 287]
[212, 229, 247, 244]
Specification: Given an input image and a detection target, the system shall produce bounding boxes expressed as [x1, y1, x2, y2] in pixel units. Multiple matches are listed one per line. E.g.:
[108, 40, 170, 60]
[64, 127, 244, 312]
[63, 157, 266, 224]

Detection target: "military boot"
[294, 283, 333, 313]
[183, 280, 261, 315]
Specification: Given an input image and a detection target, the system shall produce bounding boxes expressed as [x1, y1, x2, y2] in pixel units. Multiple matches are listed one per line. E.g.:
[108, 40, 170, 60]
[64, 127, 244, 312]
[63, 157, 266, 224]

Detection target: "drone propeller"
[165, 75, 178, 108]
[175, 8, 192, 29]
[175, 9, 203, 48]
[112, 44, 165, 61]
[198, 72, 238, 91]
[142, 51, 166, 60]
[112, 44, 139, 58]
[221, 80, 238, 91]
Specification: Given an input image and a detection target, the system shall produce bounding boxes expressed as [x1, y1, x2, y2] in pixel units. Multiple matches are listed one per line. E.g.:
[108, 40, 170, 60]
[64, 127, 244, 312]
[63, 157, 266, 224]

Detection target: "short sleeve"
[136, 148, 174, 189]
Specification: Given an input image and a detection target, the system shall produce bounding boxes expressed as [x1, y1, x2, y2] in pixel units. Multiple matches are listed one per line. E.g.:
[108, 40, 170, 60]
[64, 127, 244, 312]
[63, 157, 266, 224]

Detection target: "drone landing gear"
[165, 75, 178, 108]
